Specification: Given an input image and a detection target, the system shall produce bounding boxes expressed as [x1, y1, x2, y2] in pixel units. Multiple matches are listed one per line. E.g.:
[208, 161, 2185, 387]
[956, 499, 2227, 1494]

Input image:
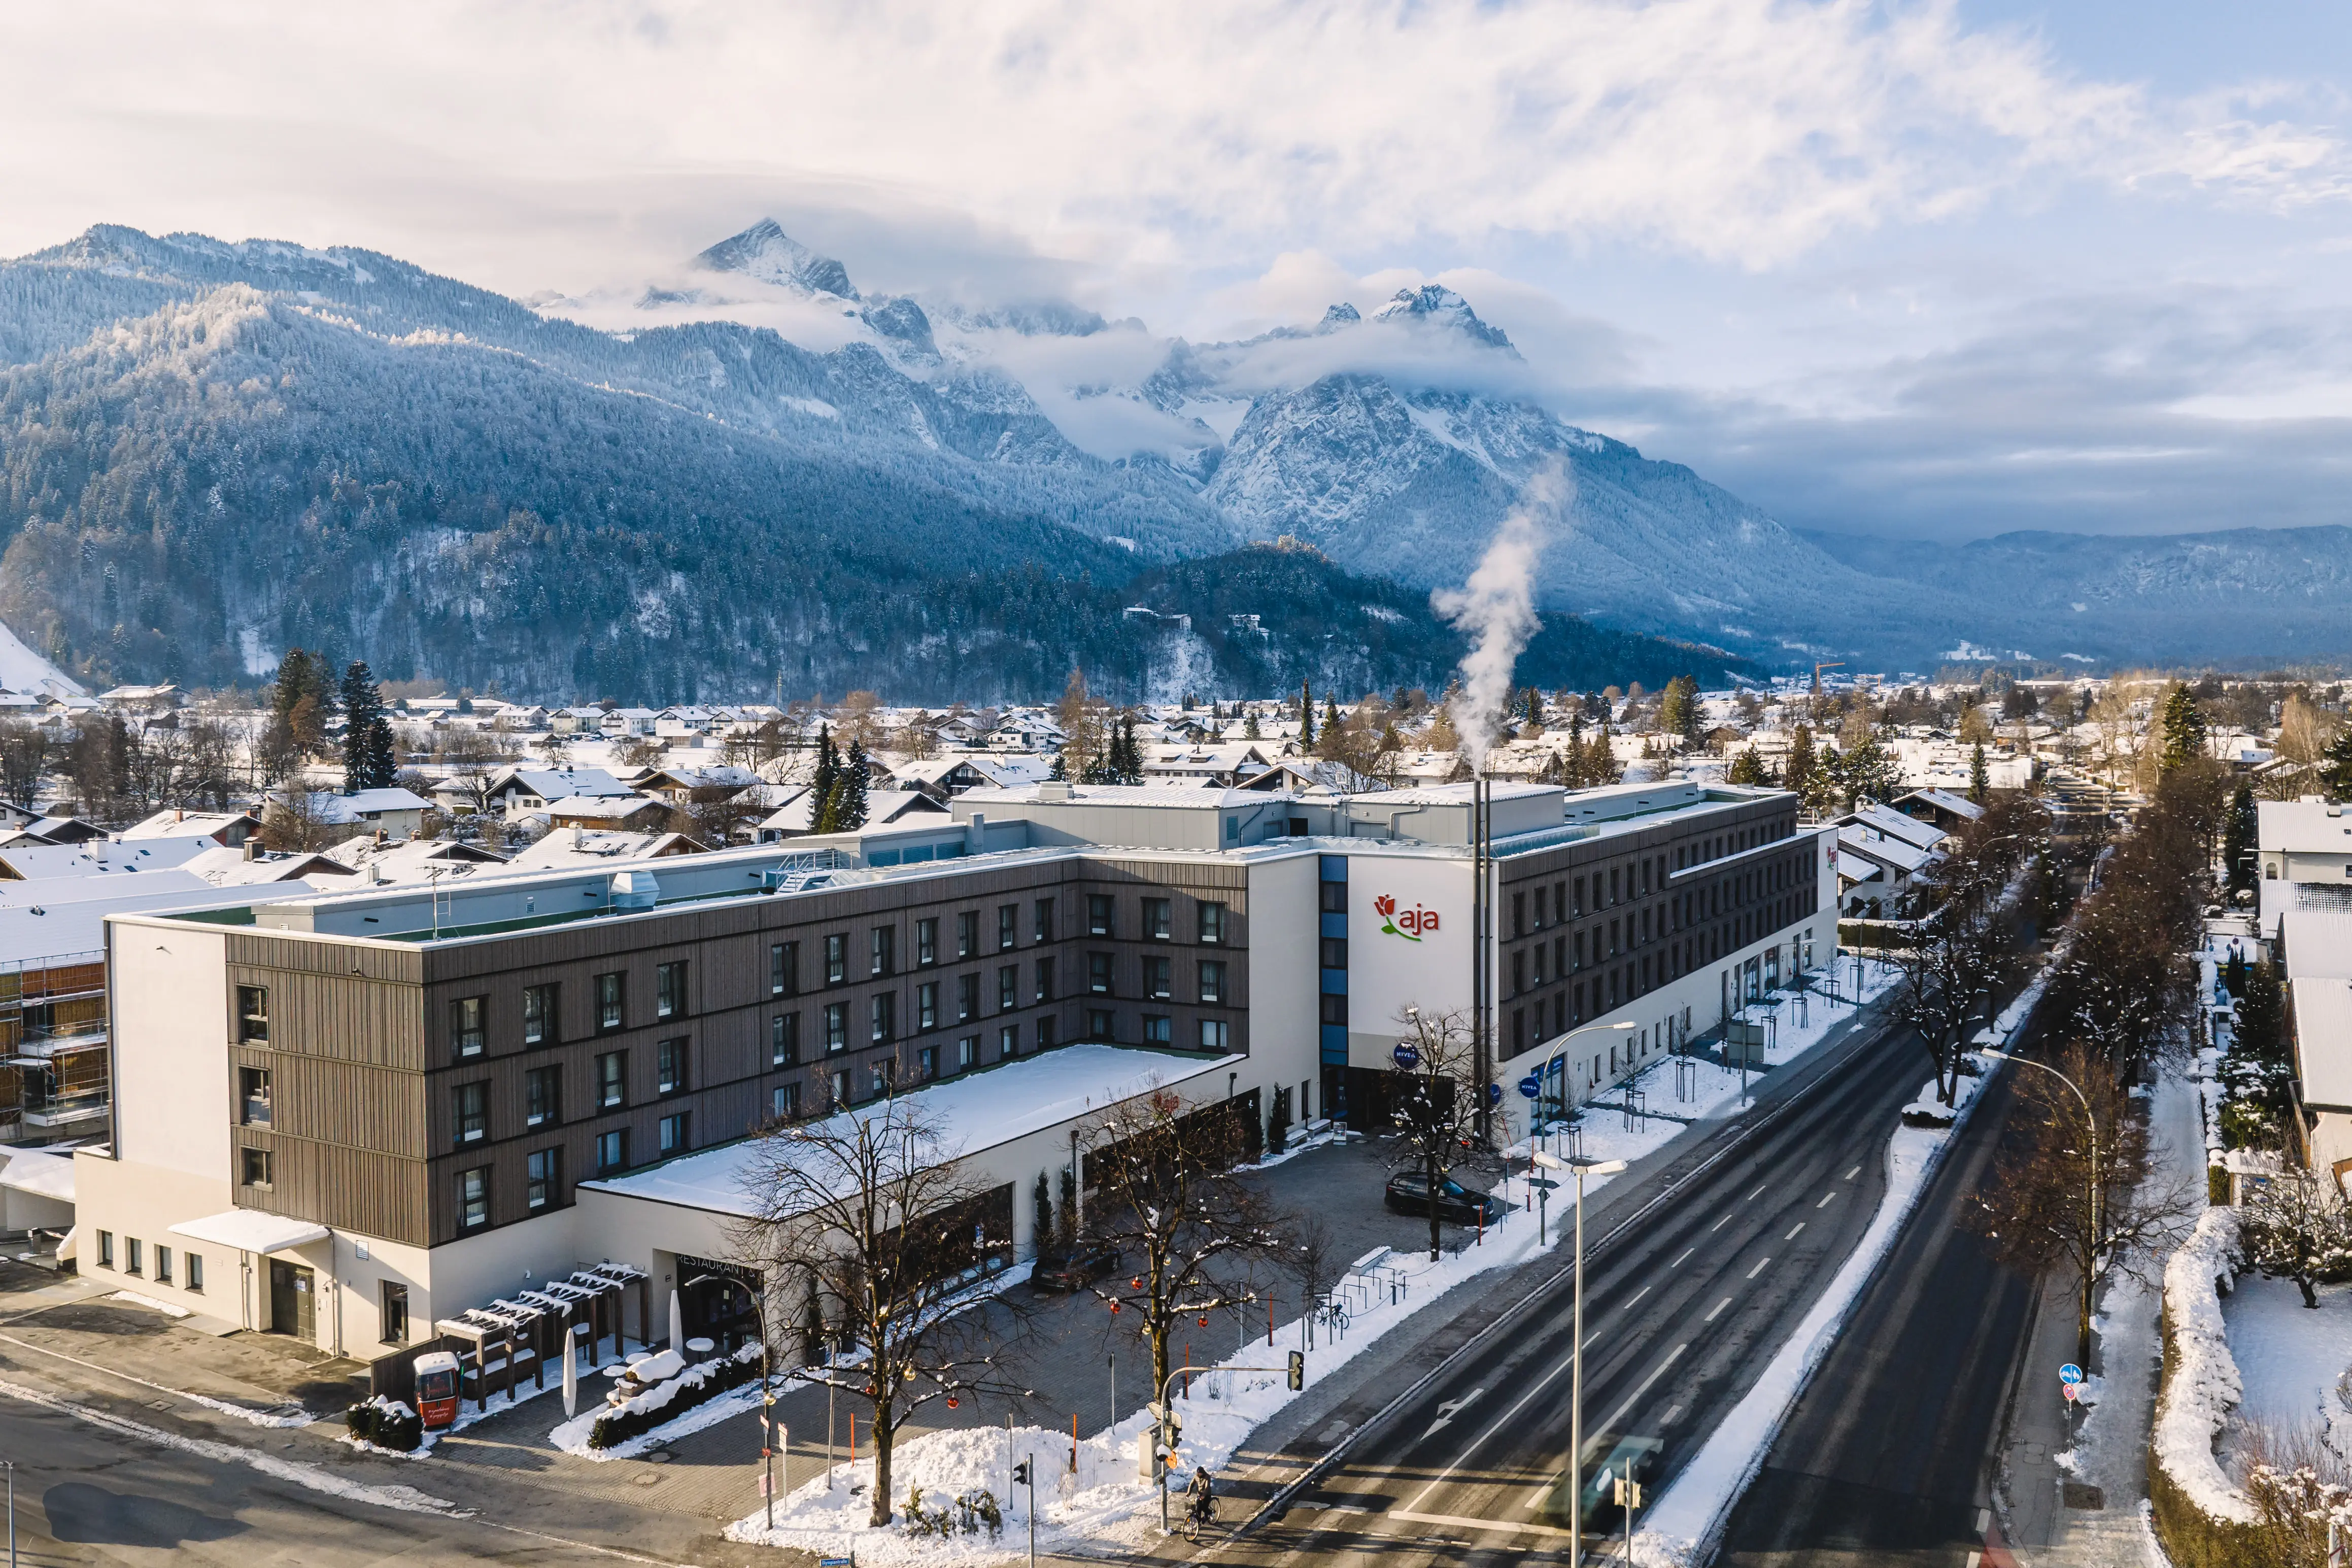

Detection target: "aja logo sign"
[1373, 894, 1441, 942]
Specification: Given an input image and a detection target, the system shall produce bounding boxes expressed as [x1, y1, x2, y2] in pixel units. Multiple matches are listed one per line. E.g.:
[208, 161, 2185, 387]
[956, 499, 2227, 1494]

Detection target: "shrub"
[587, 1345, 762, 1450]
[345, 1395, 422, 1452]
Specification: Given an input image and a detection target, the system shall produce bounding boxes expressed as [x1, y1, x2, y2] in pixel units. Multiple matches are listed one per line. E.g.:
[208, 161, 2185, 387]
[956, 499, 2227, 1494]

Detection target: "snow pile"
[2154, 1206, 2256, 1524]
[1627, 1050, 1999, 1566]
[727, 1196, 1569, 1562]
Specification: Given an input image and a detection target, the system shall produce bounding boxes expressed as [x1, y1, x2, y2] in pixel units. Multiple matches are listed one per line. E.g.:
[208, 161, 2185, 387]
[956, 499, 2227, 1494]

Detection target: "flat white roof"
[2260, 799, 2352, 856]
[0, 1147, 72, 1200]
[2282, 910, 2352, 982]
[168, 1209, 330, 1254]
[580, 1044, 1241, 1218]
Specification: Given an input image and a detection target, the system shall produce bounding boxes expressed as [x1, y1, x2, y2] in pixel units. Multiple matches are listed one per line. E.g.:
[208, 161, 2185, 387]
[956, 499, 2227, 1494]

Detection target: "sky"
[6, 1, 2352, 544]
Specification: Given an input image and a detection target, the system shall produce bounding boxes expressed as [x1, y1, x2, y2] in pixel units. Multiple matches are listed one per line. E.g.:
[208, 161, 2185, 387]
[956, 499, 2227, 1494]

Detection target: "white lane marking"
[1662, 1403, 1684, 1425]
[1746, 1256, 1772, 1280]
[1711, 1213, 1734, 1232]
[1785, 1221, 1806, 1241]
[1672, 1248, 1693, 1267]
[1590, 1343, 1689, 1442]
[1845, 1165, 1862, 1180]
[1421, 1385, 1486, 1441]
[1624, 1286, 1651, 1309]
[1387, 1510, 1577, 1539]
[1400, 1353, 1582, 1514]
[1746, 1183, 1767, 1201]
[1705, 1297, 1732, 1322]
[1817, 1191, 1837, 1208]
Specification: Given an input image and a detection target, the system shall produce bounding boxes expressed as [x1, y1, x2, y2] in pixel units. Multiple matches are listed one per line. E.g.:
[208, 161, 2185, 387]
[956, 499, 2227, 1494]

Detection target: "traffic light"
[1287, 1350, 1305, 1391]
[1613, 1475, 1643, 1509]
[1013, 1460, 1031, 1487]
[1162, 1405, 1183, 1451]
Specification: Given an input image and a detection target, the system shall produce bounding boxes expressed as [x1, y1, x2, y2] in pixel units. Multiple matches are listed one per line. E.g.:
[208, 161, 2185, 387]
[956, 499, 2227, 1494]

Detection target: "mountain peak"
[693, 219, 859, 299]
[1316, 302, 1361, 332]
[1369, 285, 1515, 354]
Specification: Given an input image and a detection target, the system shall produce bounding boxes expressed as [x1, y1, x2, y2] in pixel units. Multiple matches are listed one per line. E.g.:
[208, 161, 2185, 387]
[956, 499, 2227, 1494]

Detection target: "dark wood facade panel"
[226, 964, 425, 1071]
[231, 1046, 425, 1155]
[226, 934, 421, 986]
[232, 1128, 429, 1248]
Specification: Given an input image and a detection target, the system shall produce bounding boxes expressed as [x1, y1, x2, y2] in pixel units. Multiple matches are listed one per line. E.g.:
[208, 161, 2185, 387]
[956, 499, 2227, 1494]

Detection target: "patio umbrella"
[561, 1318, 578, 1419]
[669, 1288, 684, 1354]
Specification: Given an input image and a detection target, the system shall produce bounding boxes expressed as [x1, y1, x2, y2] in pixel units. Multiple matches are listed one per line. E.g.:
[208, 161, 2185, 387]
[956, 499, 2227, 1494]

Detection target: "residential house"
[121, 809, 264, 848]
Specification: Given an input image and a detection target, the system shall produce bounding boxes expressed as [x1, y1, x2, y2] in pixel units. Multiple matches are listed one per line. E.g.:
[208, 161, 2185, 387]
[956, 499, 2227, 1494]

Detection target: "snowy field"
[2223, 1277, 2352, 1437]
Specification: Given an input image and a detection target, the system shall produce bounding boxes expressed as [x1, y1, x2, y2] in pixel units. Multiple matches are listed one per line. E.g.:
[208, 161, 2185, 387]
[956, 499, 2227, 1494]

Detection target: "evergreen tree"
[1784, 724, 1819, 807]
[2321, 723, 2352, 802]
[1057, 1167, 1079, 1250]
[810, 725, 839, 834]
[1726, 748, 1769, 786]
[1833, 734, 1903, 809]
[1968, 741, 1990, 805]
[2224, 781, 2259, 895]
[1298, 679, 1315, 746]
[2158, 683, 2209, 773]
[835, 739, 870, 829]
[1033, 1172, 1055, 1260]
[1657, 674, 1700, 742]
[338, 660, 395, 792]
[1324, 694, 1343, 741]
[1243, 709, 1262, 741]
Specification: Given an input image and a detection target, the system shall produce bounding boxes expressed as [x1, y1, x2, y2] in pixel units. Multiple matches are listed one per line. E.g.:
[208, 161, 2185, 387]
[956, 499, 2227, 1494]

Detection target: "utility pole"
[1472, 771, 1493, 1145]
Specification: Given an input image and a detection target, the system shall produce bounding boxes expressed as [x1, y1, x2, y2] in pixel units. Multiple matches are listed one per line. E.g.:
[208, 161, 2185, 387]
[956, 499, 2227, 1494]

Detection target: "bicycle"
[1315, 1297, 1350, 1336]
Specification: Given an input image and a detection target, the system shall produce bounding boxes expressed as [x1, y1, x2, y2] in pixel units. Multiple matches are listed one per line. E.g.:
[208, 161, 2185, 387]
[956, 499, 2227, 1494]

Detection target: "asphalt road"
[1717, 1045, 2039, 1568]
[1209, 994, 1951, 1566]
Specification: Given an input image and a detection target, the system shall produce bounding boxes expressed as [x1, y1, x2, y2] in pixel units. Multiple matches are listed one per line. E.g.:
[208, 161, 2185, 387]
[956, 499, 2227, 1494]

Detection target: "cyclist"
[1184, 1467, 1216, 1539]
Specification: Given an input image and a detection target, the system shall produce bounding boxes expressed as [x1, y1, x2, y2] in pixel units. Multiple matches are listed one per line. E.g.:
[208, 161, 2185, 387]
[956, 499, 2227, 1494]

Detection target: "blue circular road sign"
[2059, 1364, 2083, 1385]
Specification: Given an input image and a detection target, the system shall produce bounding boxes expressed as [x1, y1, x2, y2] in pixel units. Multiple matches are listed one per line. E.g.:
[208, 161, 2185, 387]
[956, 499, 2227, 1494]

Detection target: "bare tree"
[668, 784, 764, 847]
[436, 728, 509, 822]
[728, 1095, 1031, 1527]
[0, 718, 51, 810]
[1892, 797, 2041, 1104]
[1079, 1084, 1282, 1416]
[1386, 1005, 1490, 1260]
[260, 788, 343, 854]
[1967, 1044, 2197, 1361]
[2241, 1172, 2352, 1310]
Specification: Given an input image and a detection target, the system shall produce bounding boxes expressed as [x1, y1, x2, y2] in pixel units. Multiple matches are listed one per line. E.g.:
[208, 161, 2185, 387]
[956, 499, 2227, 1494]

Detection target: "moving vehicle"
[1033, 1241, 1121, 1292]
[1536, 1434, 1662, 1533]
[1383, 1169, 1503, 1224]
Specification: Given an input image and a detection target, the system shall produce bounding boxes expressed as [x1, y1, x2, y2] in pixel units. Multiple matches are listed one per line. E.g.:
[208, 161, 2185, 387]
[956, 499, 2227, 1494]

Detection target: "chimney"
[243, 839, 260, 862]
[1038, 781, 1073, 803]
[966, 813, 986, 854]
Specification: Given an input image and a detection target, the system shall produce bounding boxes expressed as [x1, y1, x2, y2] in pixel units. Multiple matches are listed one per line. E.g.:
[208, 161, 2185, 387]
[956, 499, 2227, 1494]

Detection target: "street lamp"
[686, 1273, 776, 1530]
[1541, 1020, 1638, 1138]
[1535, 1151, 1625, 1568]
[1976, 1048, 2100, 1362]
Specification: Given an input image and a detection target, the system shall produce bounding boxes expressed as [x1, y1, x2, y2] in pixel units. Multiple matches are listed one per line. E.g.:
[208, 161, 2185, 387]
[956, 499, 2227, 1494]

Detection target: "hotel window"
[523, 983, 556, 1045]
[826, 934, 847, 985]
[239, 1066, 272, 1127]
[830, 1069, 848, 1108]
[957, 972, 978, 1022]
[1574, 876, 1585, 915]
[871, 993, 896, 1043]
[1143, 1014, 1171, 1045]
[998, 965, 1018, 1012]
[1087, 895, 1115, 937]
[771, 941, 799, 997]
[96, 1231, 113, 1269]
[1533, 886, 1548, 927]
[1038, 1014, 1058, 1049]
[918, 1044, 938, 1080]
[1320, 937, 1347, 969]
[658, 1112, 691, 1158]
[156, 1245, 173, 1284]
[1199, 902, 1226, 944]
[1087, 1008, 1116, 1041]
[655, 961, 687, 1019]
[998, 904, 1017, 951]
[1318, 880, 1346, 914]
[1036, 956, 1055, 1002]
[236, 984, 268, 1043]
[595, 1129, 629, 1175]
[957, 1035, 977, 1072]
[126, 1238, 143, 1276]
[1143, 956, 1172, 999]
[1088, 952, 1114, 995]
[1199, 960, 1227, 1005]
[1511, 892, 1524, 938]
[871, 926, 895, 977]
[526, 1065, 560, 1128]
[380, 1280, 407, 1343]
[1143, 898, 1171, 939]
[771, 1012, 800, 1067]
[1035, 898, 1056, 942]
[453, 1081, 488, 1144]
[458, 1167, 490, 1231]
[595, 972, 625, 1032]
[1200, 1019, 1230, 1052]
[916, 917, 938, 967]
[999, 1024, 1019, 1060]
[1320, 994, 1348, 1026]
[187, 1252, 204, 1294]
[917, 981, 939, 1031]
[869, 1062, 893, 1100]
[825, 1003, 848, 1052]
[450, 997, 486, 1059]
[241, 1147, 272, 1189]
[595, 1050, 627, 1109]
[1511, 950, 1525, 996]
[772, 1082, 801, 1120]
[656, 1038, 689, 1096]
[956, 910, 977, 958]
[526, 1147, 559, 1210]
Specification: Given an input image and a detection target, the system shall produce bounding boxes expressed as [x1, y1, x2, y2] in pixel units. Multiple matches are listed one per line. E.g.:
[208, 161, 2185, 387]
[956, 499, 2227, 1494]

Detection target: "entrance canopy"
[168, 1210, 328, 1254]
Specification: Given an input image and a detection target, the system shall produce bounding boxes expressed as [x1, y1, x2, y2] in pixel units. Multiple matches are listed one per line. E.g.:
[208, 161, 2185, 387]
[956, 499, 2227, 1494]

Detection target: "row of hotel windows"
[1506, 851, 1810, 998]
[91, 1230, 203, 1291]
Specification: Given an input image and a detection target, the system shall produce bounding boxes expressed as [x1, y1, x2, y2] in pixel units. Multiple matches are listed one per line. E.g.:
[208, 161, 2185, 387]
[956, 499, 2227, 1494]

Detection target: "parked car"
[1033, 1242, 1121, 1292]
[1383, 1170, 1503, 1224]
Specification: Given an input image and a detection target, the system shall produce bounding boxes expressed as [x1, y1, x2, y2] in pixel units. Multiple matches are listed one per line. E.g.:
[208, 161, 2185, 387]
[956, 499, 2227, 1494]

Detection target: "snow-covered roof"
[1899, 788, 1986, 822]
[1835, 825, 1933, 876]
[181, 846, 350, 886]
[0, 1147, 73, 1201]
[579, 1044, 1241, 1218]
[0, 838, 211, 882]
[492, 766, 635, 800]
[275, 788, 432, 825]
[2260, 800, 2352, 856]
[2292, 977, 2352, 1110]
[1849, 803, 1947, 853]
[957, 783, 1295, 809]
[120, 808, 260, 842]
[167, 1209, 329, 1254]
[504, 828, 703, 870]
[2281, 910, 2352, 982]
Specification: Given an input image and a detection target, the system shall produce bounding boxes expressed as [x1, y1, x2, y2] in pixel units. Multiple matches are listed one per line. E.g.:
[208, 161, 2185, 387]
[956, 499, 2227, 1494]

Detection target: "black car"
[1384, 1170, 1503, 1224]
[1033, 1242, 1121, 1292]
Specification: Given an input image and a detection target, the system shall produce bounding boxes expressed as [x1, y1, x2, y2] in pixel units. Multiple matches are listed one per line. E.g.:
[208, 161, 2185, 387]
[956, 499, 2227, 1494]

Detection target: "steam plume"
[1434, 465, 1569, 769]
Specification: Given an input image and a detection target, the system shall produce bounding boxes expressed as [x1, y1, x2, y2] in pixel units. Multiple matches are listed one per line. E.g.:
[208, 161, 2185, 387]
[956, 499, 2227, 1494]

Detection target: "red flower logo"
[1373, 895, 1395, 917]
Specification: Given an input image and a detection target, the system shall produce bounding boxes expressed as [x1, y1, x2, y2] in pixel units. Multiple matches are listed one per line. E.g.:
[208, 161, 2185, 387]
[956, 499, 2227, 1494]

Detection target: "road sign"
[1518, 1077, 1542, 1099]
[2059, 1364, 2084, 1386]
[1529, 1177, 1559, 1191]
[2062, 1383, 2080, 1403]
[1393, 1042, 1420, 1071]
[1487, 1082, 1504, 1107]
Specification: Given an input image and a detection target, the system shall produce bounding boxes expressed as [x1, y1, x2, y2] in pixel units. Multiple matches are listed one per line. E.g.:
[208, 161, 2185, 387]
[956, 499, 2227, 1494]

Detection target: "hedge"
[345, 1395, 423, 1452]
[588, 1344, 763, 1450]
